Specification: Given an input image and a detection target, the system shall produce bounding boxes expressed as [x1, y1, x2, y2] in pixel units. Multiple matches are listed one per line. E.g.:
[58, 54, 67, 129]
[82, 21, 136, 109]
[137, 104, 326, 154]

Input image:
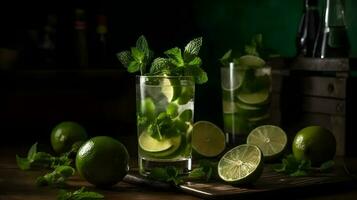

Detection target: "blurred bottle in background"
[38, 14, 57, 68]
[90, 13, 110, 68]
[74, 8, 89, 68]
[296, 0, 321, 57]
[313, 0, 350, 58]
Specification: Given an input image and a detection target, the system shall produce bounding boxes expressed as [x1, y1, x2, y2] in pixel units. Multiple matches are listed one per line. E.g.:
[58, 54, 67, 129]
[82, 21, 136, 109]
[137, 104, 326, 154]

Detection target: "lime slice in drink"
[139, 131, 182, 157]
[218, 144, 264, 185]
[221, 67, 243, 91]
[247, 125, 287, 161]
[222, 101, 237, 114]
[236, 101, 268, 118]
[161, 78, 181, 102]
[238, 55, 265, 68]
[192, 121, 226, 157]
[237, 89, 270, 105]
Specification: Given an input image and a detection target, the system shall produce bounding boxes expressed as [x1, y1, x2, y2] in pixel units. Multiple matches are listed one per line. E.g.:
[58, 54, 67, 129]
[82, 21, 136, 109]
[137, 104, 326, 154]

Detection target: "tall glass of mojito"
[221, 56, 271, 147]
[136, 75, 194, 176]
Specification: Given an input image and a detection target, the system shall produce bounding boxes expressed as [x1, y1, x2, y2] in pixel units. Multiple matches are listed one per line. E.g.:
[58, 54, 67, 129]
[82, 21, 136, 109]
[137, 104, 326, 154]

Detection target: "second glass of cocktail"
[136, 76, 194, 176]
[221, 59, 271, 147]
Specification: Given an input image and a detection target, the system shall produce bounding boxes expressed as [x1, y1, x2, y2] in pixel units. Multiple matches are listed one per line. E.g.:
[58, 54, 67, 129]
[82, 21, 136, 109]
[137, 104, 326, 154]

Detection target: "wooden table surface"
[1, 146, 357, 200]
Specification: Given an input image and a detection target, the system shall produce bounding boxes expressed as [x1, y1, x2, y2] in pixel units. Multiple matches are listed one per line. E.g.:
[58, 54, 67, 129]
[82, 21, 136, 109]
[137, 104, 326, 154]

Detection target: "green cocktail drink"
[221, 57, 271, 147]
[136, 76, 194, 175]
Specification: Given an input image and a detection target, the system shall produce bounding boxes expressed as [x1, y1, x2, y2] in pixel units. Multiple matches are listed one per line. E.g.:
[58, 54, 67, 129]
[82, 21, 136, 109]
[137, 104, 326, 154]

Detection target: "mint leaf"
[36, 165, 75, 187]
[148, 124, 162, 141]
[149, 166, 183, 186]
[136, 35, 150, 56]
[220, 49, 232, 66]
[188, 56, 202, 67]
[127, 61, 140, 73]
[290, 169, 308, 177]
[179, 109, 193, 122]
[131, 47, 145, 63]
[185, 65, 208, 84]
[319, 160, 335, 172]
[58, 187, 104, 200]
[150, 57, 172, 75]
[166, 103, 179, 118]
[165, 47, 184, 67]
[27, 142, 38, 161]
[188, 168, 206, 180]
[184, 37, 202, 62]
[116, 50, 132, 68]
[16, 155, 31, 170]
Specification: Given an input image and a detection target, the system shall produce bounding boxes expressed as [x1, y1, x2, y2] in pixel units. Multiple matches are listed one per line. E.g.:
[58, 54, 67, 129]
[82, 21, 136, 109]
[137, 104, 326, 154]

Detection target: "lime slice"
[161, 78, 181, 102]
[236, 101, 268, 118]
[192, 121, 226, 157]
[139, 131, 172, 152]
[238, 55, 266, 68]
[247, 125, 287, 161]
[221, 67, 243, 91]
[218, 144, 263, 185]
[222, 101, 237, 114]
[237, 89, 270, 105]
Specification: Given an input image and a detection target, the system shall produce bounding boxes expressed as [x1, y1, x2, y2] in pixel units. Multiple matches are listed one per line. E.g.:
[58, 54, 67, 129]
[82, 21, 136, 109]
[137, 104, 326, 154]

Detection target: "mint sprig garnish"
[58, 187, 104, 200]
[273, 154, 335, 176]
[117, 36, 207, 84]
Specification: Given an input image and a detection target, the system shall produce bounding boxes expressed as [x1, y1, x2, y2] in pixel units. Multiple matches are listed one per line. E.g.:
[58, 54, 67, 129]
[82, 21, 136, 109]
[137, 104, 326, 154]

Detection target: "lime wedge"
[238, 55, 266, 68]
[218, 144, 263, 185]
[237, 89, 270, 105]
[247, 125, 287, 161]
[192, 121, 226, 157]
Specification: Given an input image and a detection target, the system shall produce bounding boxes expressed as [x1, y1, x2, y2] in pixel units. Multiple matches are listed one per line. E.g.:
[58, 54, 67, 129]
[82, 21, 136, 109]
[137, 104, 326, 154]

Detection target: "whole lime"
[76, 136, 130, 187]
[292, 126, 336, 166]
[51, 121, 87, 154]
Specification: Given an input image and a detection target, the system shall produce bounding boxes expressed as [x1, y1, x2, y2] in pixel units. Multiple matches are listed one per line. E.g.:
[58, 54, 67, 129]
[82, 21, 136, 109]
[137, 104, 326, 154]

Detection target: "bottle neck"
[324, 0, 346, 27]
[306, 0, 318, 9]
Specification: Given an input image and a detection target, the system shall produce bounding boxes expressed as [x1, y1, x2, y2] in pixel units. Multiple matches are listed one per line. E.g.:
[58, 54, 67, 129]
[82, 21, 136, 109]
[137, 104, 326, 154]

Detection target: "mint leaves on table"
[148, 160, 218, 186]
[188, 160, 218, 181]
[58, 187, 104, 200]
[273, 154, 335, 177]
[16, 142, 81, 188]
[16, 143, 71, 170]
[36, 165, 75, 187]
[244, 34, 263, 57]
[117, 36, 207, 84]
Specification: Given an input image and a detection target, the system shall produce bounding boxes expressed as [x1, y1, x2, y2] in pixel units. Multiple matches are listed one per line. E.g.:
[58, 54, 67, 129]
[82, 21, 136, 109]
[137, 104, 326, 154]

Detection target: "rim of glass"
[136, 75, 195, 79]
[221, 62, 271, 69]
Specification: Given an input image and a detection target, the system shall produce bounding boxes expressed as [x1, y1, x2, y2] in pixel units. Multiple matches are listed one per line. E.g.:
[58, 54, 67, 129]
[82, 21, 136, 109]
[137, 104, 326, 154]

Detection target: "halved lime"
[237, 89, 270, 105]
[139, 131, 182, 157]
[247, 125, 287, 161]
[218, 144, 263, 185]
[238, 55, 265, 68]
[192, 121, 226, 157]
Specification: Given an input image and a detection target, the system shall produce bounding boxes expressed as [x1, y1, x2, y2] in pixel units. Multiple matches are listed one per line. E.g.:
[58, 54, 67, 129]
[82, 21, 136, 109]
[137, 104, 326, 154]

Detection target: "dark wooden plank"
[290, 57, 349, 71]
[297, 76, 347, 99]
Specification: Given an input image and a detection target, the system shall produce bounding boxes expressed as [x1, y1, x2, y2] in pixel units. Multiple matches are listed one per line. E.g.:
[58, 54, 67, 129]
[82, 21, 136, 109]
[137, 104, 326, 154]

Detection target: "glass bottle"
[313, 0, 350, 58]
[296, 0, 321, 57]
[74, 8, 89, 68]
